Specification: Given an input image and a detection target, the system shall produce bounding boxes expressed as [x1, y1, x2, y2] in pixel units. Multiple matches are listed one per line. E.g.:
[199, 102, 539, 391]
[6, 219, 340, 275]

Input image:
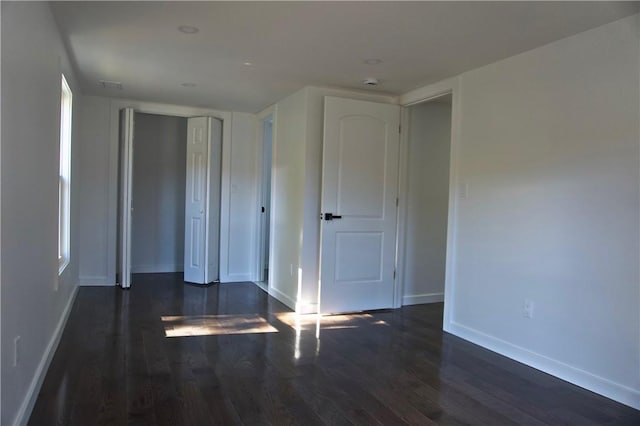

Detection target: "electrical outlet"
[523, 299, 534, 319]
[13, 336, 21, 367]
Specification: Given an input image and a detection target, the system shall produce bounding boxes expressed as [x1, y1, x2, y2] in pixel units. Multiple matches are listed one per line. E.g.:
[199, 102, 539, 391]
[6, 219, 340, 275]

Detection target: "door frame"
[118, 108, 134, 288]
[318, 96, 401, 314]
[396, 77, 461, 331]
[253, 105, 277, 288]
[107, 100, 232, 285]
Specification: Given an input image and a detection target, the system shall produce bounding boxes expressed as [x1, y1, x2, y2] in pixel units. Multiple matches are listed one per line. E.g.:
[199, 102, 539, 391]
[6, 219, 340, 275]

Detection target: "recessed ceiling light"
[243, 61, 254, 66]
[178, 25, 199, 34]
[181, 82, 196, 87]
[362, 78, 379, 86]
[364, 58, 382, 65]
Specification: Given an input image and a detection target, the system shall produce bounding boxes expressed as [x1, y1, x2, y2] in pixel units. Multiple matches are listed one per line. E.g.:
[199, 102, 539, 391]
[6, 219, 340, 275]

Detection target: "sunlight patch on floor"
[275, 312, 389, 332]
[162, 314, 278, 337]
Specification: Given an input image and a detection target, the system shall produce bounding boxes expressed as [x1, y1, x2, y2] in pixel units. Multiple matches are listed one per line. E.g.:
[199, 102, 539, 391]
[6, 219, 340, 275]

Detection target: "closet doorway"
[117, 109, 223, 288]
[398, 92, 453, 310]
[131, 112, 187, 276]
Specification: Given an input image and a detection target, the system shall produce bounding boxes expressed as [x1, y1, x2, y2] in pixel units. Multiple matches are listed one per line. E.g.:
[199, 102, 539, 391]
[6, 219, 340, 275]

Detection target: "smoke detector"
[362, 78, 379, 86]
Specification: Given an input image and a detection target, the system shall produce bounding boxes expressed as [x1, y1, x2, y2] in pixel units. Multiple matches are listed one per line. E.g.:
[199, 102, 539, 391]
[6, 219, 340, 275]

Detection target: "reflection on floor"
[29, 273, 640, 425]
[162, 314, 278, 337]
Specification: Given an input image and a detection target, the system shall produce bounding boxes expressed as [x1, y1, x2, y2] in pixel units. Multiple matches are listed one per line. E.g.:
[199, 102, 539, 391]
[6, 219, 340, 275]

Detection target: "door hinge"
[399, 125, 401, 134]
[393, 269, 396, 279]
[396, 197, 399, 207]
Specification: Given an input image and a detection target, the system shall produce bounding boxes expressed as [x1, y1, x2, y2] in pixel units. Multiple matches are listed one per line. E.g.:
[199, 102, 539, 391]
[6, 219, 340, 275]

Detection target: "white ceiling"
[51, 1, 639, 113]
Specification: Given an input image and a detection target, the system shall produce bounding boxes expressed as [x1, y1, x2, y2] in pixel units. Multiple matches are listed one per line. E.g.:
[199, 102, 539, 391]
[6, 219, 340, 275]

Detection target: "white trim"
[402, 292, 445, 306]
[401, 73, 640, 409]
[131, 264, 184, 273]
[252, 283, 316, 315]
[267, 107, 278, 302]
[118, 108, 134, 289]
[58, 74, 72, 277]
[253, 280, 268, 293]
[442, 79, 463, 332]
[268, 286, 297, 311]
[397, 77, 461, 329]
[77, 275, 113, 286]
[108, 99, 232, 286]
[448, 321, 640, 410]
[58, 256, 69, 276]
[295, 302, 318, 315]
[223, 273, 252, 283]
[12, 286, 79, 426]
[253, 105, 276, 284]
[400, 77, 459, 107]
[253, 281, 315, 315]
[218, 114, 233, 282]
[394, 107, 410, 308]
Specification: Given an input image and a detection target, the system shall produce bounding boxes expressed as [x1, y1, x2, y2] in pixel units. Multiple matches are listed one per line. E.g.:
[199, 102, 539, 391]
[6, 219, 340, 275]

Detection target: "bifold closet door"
[184, 117, 222, 284]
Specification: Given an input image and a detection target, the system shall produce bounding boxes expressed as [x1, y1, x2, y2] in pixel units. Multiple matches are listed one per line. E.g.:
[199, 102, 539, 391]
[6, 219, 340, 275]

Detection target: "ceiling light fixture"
[243, 61, 254, 66]
[178, 25, 199, 34]
[362, 78, 379, 86]
[181, 82, 196, 87]
[363, 58, 382, 65]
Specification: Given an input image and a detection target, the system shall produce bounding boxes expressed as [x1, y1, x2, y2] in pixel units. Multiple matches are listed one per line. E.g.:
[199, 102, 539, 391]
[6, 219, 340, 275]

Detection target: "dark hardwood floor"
[29, 273, 639, 425]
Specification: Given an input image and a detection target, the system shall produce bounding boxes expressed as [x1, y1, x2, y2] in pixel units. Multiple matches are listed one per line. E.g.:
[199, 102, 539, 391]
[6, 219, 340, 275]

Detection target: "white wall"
[403, 14, 640, 408]
[1, 3, 80, 424]
[402, 100, 451, 305]
[131, 113, 187, 273]
[77, 100, 258, 285]
[268, 89, 307, 309]
[268, 87, 396, 312]
[77, 96, 112, 285]
[223, 112, 258, 282]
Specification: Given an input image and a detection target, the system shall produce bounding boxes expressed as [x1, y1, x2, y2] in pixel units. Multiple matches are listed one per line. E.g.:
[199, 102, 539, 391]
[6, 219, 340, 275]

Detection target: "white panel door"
[118, 108, 134, 289]
[320, 97, 400, 313]
[184, 117, 210, 284]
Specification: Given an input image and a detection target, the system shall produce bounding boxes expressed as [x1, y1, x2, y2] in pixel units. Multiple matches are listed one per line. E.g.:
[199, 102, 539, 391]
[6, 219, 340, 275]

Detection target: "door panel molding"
[319, 96, 400, 314]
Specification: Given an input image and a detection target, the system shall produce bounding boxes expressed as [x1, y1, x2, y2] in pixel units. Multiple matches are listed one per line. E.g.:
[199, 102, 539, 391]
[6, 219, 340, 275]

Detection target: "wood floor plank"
[28, 273, 640, 426]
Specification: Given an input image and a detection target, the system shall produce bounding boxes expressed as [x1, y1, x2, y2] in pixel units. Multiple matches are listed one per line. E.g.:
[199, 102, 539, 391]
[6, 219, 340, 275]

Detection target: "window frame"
[59, 74, 72, 274]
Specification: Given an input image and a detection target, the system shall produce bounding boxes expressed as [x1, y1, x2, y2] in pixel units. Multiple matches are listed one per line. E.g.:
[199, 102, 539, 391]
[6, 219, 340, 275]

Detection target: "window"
[59, 74, 72, 274]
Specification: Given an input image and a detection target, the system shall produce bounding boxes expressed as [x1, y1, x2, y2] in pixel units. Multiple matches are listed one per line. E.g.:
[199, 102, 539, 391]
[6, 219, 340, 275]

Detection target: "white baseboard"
[295, 302, 318, 314]
[131, 264, 183, 273]
[251, 282, 316, 314]
[268, 286, 296, 311]
[402, 292, 444, 306]
[221, 273, 252, 283]
[446, 321, 640, 410]
[13, 285, 79, 426]
[253, 281, 268, 292]
[78, 275, 112, 286]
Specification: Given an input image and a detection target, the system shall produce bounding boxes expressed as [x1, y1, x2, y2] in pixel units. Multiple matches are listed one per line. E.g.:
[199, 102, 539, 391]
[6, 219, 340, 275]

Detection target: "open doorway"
[117, 109, 223, 288]
[400, 93, 452, 307]
[131, 113, 187, 274]
[255, 114, 273, 288]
